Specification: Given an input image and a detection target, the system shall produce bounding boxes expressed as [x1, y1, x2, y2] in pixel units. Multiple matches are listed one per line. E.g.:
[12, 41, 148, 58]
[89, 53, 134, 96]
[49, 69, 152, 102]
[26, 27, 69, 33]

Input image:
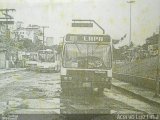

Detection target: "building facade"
[0, 48, 6, 69]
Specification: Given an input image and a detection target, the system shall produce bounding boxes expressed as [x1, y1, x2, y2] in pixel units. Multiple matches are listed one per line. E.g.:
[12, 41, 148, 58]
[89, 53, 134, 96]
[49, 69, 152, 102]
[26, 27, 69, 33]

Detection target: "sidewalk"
[0, 68, 26, 75]
[112, 78, 160, 106]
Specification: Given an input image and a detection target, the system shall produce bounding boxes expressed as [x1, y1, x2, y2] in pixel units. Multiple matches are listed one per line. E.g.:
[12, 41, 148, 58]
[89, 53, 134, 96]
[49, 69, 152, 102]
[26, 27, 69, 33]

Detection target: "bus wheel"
[108, 84, 111, 89]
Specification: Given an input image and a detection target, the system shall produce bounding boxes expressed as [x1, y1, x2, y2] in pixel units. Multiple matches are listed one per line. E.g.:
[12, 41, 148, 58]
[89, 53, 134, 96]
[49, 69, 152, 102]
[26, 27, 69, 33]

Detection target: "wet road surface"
[0, 70, 159, 115]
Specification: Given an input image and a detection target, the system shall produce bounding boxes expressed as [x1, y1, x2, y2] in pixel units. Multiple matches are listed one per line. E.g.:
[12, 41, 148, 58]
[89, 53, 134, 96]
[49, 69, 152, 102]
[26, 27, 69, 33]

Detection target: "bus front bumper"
[36, 67, 55, 72]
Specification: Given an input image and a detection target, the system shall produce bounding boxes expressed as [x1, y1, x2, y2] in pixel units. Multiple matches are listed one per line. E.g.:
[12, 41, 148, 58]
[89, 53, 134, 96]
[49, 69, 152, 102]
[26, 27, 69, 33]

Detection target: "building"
[14, 25, 43, 43]
[0, 47, 6, 69]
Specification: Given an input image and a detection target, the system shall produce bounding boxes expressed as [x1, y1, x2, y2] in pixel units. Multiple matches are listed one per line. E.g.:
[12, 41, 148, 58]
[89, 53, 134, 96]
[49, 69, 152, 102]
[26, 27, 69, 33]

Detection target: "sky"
[0, 0, 160, 46]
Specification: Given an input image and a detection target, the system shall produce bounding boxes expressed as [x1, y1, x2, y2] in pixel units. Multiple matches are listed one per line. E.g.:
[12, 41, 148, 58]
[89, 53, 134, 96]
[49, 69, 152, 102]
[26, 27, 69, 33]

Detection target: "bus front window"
[38, 51, 55, 62]
[63, 43, 111, 69]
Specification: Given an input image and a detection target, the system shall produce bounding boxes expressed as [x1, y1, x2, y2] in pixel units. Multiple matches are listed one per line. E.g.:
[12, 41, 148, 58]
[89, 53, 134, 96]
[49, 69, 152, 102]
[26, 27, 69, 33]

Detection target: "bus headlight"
[69, 76, 72, 80]
[64, 76, 68, 80]
[63, 76, 72, 80]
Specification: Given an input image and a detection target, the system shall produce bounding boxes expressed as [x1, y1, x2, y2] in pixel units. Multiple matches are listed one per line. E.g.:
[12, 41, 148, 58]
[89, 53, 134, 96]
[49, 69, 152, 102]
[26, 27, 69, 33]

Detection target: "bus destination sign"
[66, 34, 110, 42]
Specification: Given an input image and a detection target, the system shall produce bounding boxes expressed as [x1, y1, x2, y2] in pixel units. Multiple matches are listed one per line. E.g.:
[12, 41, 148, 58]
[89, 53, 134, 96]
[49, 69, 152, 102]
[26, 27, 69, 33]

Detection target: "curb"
[112, 83, 160, 107]
[113, 72, 156, 91]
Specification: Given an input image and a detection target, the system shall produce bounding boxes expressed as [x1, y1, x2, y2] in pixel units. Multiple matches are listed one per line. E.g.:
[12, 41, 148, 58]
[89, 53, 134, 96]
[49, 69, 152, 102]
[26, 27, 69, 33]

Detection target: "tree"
[22, 39, 34, 51]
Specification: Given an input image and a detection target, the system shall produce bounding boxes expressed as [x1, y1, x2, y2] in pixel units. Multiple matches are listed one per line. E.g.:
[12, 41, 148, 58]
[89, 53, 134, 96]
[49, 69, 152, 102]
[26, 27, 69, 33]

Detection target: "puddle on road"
[7, 98, 61, 114]
[11, 108, 60, 114]
[17, 88, 47, 99]
[15, 78, 61, 99]
[22, 98, 60, 109]
[60, 96, 113, 114]
[0, 102, 7, 114]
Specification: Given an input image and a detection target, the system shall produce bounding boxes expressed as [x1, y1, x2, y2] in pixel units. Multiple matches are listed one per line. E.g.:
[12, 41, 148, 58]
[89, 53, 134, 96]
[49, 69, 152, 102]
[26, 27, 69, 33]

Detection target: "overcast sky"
[0, 0, 160, 45]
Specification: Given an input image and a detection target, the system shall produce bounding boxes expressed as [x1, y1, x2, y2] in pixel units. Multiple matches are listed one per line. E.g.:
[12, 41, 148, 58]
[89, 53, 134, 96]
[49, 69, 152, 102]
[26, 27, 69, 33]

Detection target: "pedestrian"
[14, 58, 18, 68]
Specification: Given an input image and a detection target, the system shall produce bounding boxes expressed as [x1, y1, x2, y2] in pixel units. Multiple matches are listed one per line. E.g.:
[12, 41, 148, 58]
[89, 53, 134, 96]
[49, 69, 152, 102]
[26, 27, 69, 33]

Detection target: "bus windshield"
[29, 53, 38, 61]
[63, 43, 111, 69]
[38, 50, 55, 62]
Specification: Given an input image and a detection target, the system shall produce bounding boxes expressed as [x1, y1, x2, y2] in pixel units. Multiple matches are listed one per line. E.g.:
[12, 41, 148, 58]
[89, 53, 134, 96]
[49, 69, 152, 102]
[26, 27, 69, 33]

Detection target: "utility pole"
[41, 26, 49, 50]
[0, 9, 15, 39]
[0, 9, 15, 69]
[126, 1, 135, 46]
[0, 9, 15, 27]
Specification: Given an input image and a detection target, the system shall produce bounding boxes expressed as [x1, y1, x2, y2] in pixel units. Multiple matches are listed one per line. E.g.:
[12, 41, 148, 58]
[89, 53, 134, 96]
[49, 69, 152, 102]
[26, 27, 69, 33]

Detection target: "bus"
[25, 52, 38, 70]
[61, 34, 112, 96]
[36, 49, 60, 72]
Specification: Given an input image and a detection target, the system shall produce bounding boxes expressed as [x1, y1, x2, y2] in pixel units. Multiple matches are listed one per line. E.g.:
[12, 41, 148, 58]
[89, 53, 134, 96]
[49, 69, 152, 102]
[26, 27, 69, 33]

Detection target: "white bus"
[36, 49, 60, 72]
[25, 52, 38, 70]
[61, 34, 112, 96]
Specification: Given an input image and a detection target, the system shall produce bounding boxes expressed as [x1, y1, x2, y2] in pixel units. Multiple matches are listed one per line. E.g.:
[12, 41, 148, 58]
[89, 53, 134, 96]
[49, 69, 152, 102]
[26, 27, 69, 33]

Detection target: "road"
[0, 70, 160, 116]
